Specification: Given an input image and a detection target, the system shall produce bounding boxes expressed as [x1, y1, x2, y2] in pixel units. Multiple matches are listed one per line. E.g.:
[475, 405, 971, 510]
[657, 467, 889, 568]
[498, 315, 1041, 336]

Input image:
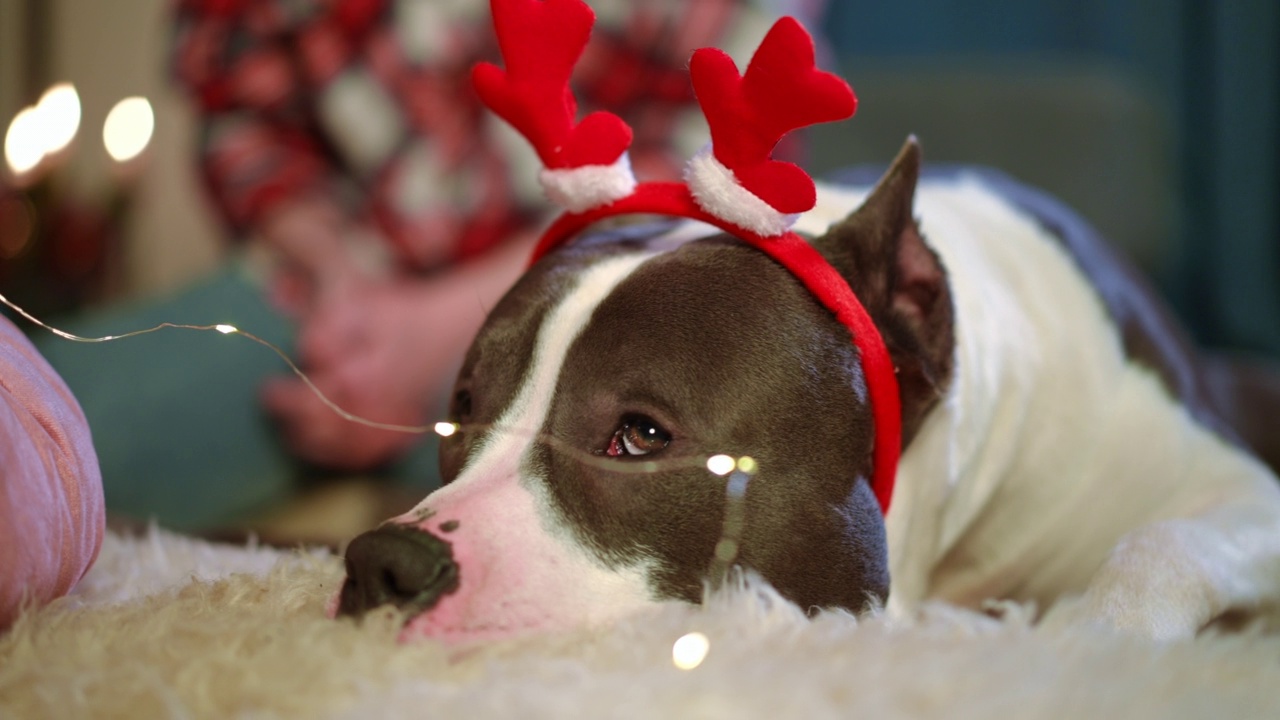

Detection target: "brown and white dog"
[335, 138, 1280, 643]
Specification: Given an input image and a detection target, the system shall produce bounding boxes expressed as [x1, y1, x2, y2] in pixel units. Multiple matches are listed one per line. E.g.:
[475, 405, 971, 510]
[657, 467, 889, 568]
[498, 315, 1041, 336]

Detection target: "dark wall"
[821, 0, 1280, 357]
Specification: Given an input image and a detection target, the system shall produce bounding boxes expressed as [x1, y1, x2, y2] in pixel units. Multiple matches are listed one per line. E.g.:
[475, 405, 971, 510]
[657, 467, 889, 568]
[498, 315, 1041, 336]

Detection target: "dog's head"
[336, 139, 956, 642]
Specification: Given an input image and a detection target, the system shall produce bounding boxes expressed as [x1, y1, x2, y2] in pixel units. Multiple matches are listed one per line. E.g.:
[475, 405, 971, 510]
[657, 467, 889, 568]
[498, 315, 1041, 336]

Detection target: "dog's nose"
[337, 524, 460, 619]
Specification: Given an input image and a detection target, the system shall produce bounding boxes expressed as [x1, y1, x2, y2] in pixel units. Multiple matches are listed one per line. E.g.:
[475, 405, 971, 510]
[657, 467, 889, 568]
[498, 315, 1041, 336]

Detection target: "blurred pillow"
[0, 315, 104, 630]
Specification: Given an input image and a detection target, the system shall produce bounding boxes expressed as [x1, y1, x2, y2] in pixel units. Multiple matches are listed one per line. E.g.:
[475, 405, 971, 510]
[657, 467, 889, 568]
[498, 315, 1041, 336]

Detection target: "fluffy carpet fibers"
[2, 529, 1278, 719]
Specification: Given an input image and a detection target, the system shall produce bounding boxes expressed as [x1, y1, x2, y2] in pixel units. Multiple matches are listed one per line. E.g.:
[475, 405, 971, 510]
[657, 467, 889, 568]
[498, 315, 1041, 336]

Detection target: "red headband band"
[474, 0, 900, 514]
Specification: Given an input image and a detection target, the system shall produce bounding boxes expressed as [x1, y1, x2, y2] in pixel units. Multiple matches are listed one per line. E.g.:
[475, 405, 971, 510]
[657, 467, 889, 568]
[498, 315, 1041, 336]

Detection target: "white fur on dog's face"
[389, 253, 665, 642]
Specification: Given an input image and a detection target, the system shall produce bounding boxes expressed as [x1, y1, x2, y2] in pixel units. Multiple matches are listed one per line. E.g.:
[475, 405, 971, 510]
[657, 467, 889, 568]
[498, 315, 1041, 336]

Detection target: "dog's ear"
[813, 136, 955, 444]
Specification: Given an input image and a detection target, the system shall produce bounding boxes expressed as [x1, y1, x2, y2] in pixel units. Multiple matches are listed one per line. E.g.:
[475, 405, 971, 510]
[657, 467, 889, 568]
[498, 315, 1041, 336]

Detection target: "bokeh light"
[4, 107, 44, 175]
[706, 454, 735, 476]
[4, 83, 82, 177]
[672, 632, 710, 670]
[103, 97, 155, 163]
[38, 83, 82, 155]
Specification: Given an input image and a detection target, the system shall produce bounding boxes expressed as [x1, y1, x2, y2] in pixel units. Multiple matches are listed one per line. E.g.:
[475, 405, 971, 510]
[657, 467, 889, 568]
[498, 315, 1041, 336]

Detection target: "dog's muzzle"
[337, 524, 460, 620]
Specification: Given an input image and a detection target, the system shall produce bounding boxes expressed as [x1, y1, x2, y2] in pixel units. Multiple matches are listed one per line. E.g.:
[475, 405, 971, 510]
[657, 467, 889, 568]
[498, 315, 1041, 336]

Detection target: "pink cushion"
[0, 315, 104, 629]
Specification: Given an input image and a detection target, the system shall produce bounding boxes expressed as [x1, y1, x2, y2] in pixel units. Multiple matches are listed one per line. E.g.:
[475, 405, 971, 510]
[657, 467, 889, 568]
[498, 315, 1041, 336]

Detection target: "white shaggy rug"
[2, 529, 1279, 719]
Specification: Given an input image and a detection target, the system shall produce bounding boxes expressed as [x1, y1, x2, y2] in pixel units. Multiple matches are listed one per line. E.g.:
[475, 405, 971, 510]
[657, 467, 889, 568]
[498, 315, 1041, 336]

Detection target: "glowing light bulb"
[4, 83, 82, 177]
[5, 107, 44, 175]
[672, 632, 710, 670]
[706, 454, 735, 476]
[434, 421, 458, 437]
[36, 83, 81, 155]
[103, 97, 155, 162]
[0, 291, 440, 437]
[736, 455, 757, 474]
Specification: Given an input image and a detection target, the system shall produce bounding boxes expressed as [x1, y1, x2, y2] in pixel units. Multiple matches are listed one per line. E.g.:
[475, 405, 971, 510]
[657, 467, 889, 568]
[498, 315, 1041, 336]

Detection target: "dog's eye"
[606, 415, 670, 457]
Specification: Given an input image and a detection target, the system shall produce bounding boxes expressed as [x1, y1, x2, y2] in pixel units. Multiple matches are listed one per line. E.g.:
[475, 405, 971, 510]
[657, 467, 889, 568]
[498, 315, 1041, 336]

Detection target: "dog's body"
[338, 141, 1280, 643]
[829, 162, 1280, 636]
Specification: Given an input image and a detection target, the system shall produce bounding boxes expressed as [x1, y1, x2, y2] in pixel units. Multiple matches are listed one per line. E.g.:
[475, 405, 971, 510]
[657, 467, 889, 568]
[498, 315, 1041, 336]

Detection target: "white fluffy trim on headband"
[685, 145, 798, 237]
[539, 153, 638, 213]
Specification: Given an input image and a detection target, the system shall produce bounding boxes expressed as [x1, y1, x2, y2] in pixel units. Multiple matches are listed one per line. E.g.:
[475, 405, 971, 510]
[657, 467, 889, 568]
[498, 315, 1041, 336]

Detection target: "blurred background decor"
[1, 0, 222, 315]
[2, 81, 157, 318]
[816, 0, 1280, 355]
[4, 0, 1274, 351]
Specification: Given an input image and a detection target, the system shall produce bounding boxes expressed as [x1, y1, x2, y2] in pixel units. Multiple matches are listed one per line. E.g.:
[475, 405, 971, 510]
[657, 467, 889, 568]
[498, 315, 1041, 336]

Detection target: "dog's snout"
[338, 524, 460, 620]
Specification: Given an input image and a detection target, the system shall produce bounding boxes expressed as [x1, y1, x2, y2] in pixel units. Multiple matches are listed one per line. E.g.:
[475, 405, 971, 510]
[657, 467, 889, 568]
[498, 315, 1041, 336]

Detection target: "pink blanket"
[0, 315, 103, 629]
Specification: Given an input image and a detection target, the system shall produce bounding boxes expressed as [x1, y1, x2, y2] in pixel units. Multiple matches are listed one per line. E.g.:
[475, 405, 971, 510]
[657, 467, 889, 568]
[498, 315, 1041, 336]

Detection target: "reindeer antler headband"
[473, 0, 901, 514]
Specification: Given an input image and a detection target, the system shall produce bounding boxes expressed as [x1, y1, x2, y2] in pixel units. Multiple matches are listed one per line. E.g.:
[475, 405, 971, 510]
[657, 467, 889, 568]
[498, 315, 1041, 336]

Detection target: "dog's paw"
[1039, 521, 1221, 641]
[1038, 590, 1203, 641]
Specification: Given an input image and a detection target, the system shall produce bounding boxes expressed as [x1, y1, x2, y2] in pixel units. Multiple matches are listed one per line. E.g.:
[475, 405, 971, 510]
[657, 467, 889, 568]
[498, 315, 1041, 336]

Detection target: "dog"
[334, 134, 1280, 643]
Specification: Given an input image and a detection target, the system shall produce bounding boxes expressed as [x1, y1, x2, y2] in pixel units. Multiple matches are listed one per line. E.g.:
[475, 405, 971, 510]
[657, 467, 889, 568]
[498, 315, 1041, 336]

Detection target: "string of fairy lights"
[0, 287, 756, 669]
[2, 286, 756, 670]
[0, 288, 764, 478]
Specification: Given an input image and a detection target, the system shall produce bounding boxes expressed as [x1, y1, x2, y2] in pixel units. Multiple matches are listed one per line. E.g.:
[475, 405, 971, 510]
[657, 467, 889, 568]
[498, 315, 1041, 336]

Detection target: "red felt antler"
[471, 0, 632, 169]
[689, 17, 856, 215]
